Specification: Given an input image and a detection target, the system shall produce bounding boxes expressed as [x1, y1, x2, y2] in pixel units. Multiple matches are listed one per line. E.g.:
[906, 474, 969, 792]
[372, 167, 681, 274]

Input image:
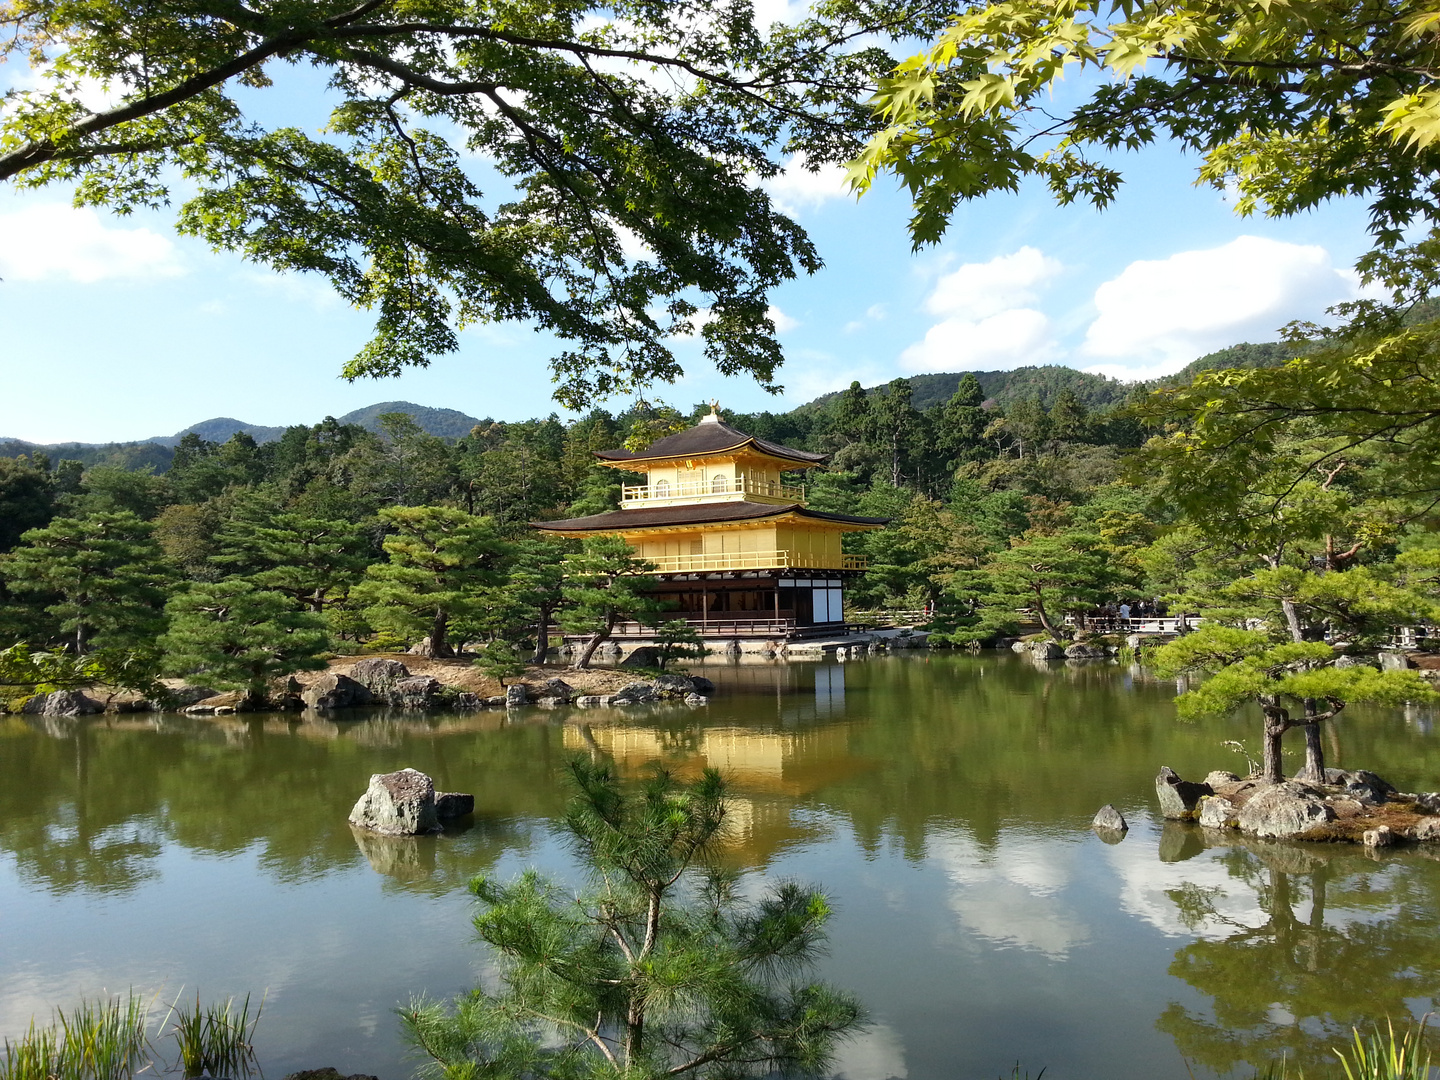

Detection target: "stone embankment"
[15, 656, 717, 717]
[1155, 765, 1440, 845]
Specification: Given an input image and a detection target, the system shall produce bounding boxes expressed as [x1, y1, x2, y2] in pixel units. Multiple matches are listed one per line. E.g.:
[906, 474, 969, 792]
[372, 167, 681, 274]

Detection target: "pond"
[4, 653, 1440, 1080]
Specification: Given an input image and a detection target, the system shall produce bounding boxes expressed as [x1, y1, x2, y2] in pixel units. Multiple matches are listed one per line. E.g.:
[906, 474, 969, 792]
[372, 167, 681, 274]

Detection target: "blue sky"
[0, 49, 1379, 445]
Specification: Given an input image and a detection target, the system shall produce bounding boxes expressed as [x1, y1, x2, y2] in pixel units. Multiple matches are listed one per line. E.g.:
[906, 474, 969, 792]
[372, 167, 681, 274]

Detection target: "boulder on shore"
[1155, 766, 1213, 820]
[22, 689, 104, 717]
[1234, 781, 1335, 839]
[349, 768, 441, 835]
[1198, 794, 1239, 829]
[621, 646, 664, 668]
[302, 673, 373, 710]
[348, 658, 411, 699]
[391, 675, 443, 709]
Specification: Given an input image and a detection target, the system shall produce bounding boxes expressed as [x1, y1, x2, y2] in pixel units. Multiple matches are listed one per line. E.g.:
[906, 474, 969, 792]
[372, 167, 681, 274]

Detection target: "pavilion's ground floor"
[606, 569, 861, 639]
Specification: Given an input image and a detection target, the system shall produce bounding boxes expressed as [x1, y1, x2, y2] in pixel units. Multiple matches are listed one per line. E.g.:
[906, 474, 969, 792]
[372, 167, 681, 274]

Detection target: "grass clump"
[1, 994, 149, 1080]
[163, 992, 262, 1078]
[1334, 1018, 1432, 1080]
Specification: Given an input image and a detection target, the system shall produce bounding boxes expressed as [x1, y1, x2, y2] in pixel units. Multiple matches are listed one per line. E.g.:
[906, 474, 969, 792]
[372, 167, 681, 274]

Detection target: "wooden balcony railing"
[621, 478, 805, 504]
[621, 550, 868, 573]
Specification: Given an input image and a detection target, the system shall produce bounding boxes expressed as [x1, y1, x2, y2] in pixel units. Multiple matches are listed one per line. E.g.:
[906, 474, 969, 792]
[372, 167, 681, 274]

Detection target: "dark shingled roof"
[532, 502, 888, 532]
[594, 418, 827, 466]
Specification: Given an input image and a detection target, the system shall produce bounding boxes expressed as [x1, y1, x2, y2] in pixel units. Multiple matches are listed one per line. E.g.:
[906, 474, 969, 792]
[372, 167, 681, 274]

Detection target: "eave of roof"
[531, 502, 889, 532]
[593, 420, 827, 466]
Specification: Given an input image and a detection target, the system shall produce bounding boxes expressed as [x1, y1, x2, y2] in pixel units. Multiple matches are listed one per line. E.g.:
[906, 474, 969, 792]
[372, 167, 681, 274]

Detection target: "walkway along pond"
[4, 653, 1440, 1080]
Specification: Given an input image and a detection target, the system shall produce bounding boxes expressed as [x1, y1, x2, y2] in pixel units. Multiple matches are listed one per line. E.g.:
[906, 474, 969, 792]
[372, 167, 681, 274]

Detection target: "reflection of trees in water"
[0, 714, 560, 896]
[1159, 841, 1440, 1076]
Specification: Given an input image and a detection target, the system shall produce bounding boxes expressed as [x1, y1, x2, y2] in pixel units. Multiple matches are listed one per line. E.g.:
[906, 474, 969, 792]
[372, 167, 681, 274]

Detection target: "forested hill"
[2, 343, 1293, 472]
[0, 401, 488, 470]
[802, 366, 1132, 412]
[797, 344, 1295, 413]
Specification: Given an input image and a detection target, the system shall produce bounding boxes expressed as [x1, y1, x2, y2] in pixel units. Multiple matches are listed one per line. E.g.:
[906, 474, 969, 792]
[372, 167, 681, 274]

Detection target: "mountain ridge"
[1, 345, 1294, 468]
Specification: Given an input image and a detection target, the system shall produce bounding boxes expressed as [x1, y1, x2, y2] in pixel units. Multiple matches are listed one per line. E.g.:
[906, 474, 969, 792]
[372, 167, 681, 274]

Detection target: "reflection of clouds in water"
[926, 830, 1090, 959]
[1103, 839, 1266, 940]
[831, 1020, 907, 1080]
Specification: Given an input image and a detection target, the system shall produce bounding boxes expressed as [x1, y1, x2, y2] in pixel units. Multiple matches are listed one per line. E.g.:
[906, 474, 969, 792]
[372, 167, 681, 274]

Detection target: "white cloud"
[925, 246, 1062, 320]
[767, 305, 799, 333]
[831, 1021, 908, 1080]
[844, 304, 887, 333]
[927, 828, 1091, 959]
[0, 204, 184, 283]
[900, 308, 1058, 373]
[763, 154, 849, 216]
[898, 247, 1063, 372]
[1082, 235, 1353, 370]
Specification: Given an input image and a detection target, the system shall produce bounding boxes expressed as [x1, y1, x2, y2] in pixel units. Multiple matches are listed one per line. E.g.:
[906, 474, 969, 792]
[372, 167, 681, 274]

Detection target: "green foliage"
[962, 530, 1118, 641]
[164, 992, 262, 1079]
[352, 507, 510, 656]
[159, 581, 328, 699]
[473, 640, 527, 689]
[1333, 1018, 1433, 1080]
[0, 994, 149, 1080]
[559, 535, 664, 668]
[0, 456, 56, 553]
[400, 760, 864, 1080]
[653, 620, 705, 668]
[0, 643, 163, 700]
[0, 512, 170, 653]
[0, 0, 956, 405]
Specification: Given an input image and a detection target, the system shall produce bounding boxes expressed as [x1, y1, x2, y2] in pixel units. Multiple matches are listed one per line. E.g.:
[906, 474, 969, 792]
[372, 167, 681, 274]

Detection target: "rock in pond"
[689, 675, 716, 695]
[349, 768, 441, 835]
[302, 673, 372, 710]
[1156, 766, 1213, 820]
[22, 689, 104, 717]
[1364, 825, 1395, 848]
[1199, 794, 1239, 829]
[284, 1069, 381, 1080]
[435, 792, 475, 819]
[1234, 781, 1335, 839]
[505, 683, 529, 708]
[1092, 804, 1128, 833]
[1065, 643, 1108, 659]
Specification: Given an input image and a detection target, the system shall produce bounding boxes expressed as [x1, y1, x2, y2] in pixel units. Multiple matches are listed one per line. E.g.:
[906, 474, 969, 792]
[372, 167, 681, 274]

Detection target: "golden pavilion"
[531, 408, 887, 637]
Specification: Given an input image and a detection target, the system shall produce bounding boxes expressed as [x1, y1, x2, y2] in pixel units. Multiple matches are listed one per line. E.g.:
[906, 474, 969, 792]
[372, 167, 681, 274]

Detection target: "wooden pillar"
[774, 585, 780, 631]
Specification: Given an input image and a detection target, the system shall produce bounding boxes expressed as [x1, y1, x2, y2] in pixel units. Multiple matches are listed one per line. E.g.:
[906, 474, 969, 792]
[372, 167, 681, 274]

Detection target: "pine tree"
[401, 761, 863, 1080]
[0, 511, 170, 653]
[473, 639, 527, 689]
[159, 580, 329, 703]
[559, 535, 663, 668]
[215, 509, 370, 613]
[352, 507, 510, 657]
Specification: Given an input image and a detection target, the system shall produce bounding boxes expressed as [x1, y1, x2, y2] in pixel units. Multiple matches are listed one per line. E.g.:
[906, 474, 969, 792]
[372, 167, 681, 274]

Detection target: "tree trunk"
[573, 615, 615, 670]
[429, 607, 454, 658]
[1261, 701, 1292, 783]
[1032, 590, 1065, 642]
[532, 601, 555, 664]
[1280, 597, 1305, 644]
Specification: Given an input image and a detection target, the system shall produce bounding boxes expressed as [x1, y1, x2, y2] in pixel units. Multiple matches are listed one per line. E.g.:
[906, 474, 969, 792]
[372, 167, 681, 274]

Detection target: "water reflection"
[6, 656, 1440, 1080]
[1153, 831, 1440, 1075]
